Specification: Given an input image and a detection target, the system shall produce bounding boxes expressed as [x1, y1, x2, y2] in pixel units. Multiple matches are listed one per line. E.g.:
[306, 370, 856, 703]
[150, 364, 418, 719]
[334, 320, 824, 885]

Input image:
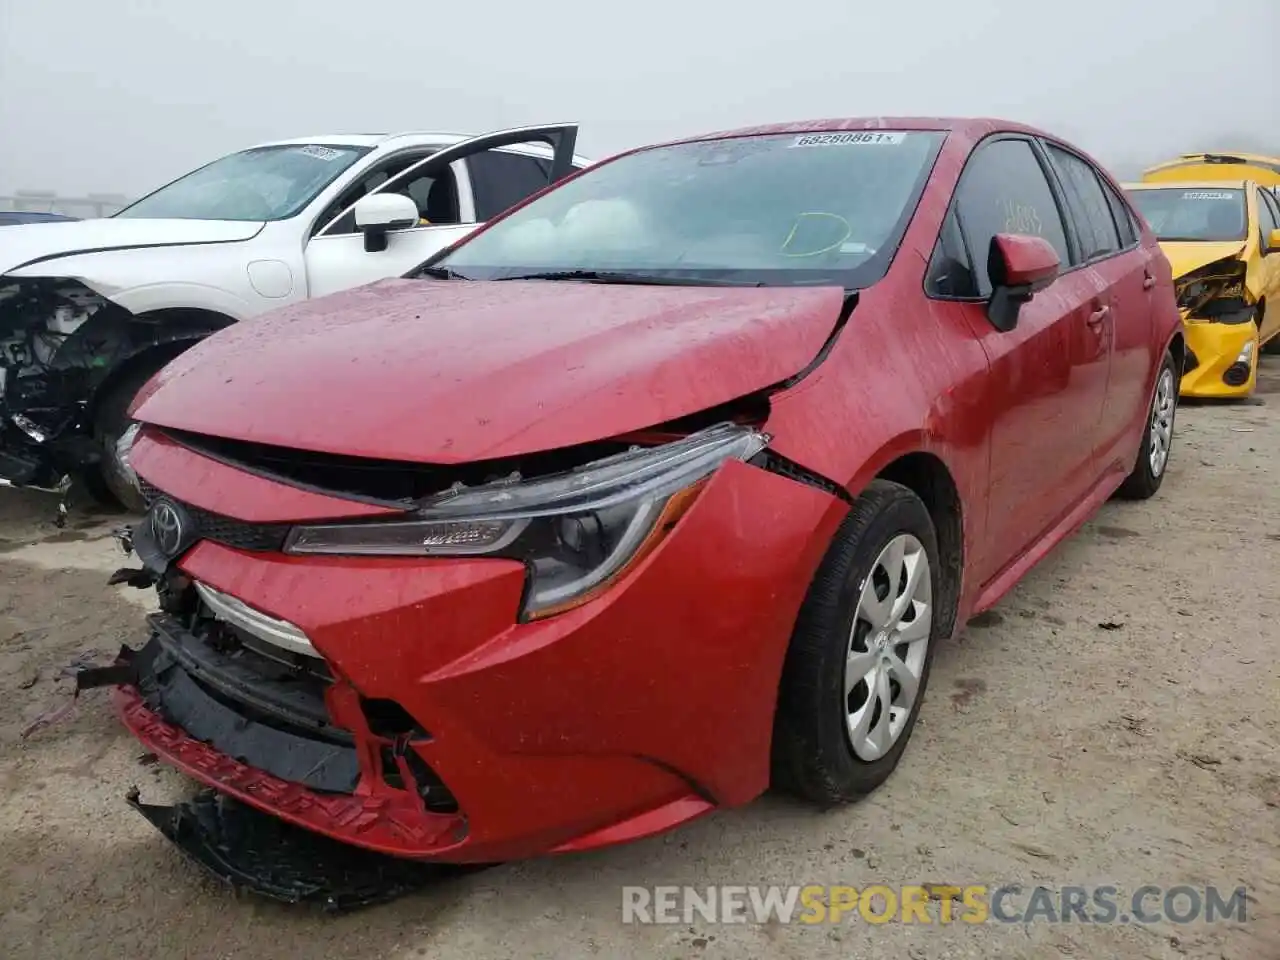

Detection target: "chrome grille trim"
[193, 581, 321, 659]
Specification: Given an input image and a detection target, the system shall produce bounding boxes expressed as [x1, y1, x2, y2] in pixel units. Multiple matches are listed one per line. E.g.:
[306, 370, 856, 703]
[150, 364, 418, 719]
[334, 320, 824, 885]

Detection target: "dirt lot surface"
[2, 360, 1279, 960]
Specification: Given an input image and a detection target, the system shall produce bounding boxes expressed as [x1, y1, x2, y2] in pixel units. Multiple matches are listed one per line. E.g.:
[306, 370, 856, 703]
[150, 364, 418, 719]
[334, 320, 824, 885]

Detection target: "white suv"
[0, 123, 588, 508]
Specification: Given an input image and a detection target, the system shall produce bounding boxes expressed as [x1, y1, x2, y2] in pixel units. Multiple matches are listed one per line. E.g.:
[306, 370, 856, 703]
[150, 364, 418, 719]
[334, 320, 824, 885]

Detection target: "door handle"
[1142, 272, 1156, 290]
[1086, 305, 1110, 326]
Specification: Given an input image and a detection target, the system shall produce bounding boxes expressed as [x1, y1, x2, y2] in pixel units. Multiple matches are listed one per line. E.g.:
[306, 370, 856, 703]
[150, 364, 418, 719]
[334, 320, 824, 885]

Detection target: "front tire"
[1257, 303, 1280, 355]
[772, 479, 941, 804]
[84, 362, 166, 513]
[1116, 348, 1178, 501]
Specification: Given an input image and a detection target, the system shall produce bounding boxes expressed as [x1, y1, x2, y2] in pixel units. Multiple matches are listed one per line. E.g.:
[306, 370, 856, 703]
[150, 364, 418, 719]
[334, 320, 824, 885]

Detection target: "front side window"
[925, 209, 977, 298]
[117, 144, 369, 222]
[952, 138, 1071, 297]
[1125, 188, 1248, 243]
[430, 130, 945, 288]
[1256, 187, 1279, 242]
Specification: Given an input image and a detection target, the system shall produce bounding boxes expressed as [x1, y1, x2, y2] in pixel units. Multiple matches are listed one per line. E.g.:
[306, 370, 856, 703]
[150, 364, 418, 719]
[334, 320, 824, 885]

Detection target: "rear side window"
[1044, 144, 1121, 261]
[951, 138, 1071, 298]
[468, 149, 553, 221]
[1103, 181, 1139, 247]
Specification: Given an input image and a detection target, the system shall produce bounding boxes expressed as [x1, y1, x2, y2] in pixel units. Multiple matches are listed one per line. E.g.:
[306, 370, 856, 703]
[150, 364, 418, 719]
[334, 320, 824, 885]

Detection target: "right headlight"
[283, 422, 769, 619]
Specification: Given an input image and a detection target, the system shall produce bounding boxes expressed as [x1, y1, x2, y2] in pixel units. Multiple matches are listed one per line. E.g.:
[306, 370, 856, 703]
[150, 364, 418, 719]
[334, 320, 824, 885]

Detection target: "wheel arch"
[1165, 328, 1188, 376]
[85, 306, 236, 419]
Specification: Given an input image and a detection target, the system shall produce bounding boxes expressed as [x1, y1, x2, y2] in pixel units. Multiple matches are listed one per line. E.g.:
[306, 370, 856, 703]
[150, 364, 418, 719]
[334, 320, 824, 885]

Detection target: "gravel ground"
[2, 358, 1278, 960]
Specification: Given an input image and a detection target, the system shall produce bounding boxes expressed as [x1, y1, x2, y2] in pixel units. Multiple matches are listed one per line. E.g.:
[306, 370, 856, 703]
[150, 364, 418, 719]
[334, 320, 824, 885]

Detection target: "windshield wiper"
[416, 266, 470, 280]
[491, 270, 765, 287]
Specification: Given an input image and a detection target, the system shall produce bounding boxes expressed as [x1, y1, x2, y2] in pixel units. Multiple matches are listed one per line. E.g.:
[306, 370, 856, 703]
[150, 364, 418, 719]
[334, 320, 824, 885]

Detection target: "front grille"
[138, 478, 290, 552]
[1183, 347, 1200, 374]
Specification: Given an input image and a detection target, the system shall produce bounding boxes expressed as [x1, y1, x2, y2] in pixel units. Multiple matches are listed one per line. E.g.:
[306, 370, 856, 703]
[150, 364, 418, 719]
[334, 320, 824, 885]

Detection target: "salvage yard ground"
[2, 360, 1279, 960]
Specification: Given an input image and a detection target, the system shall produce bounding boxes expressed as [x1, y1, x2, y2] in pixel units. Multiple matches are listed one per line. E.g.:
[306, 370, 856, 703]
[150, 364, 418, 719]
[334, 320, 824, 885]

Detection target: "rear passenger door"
[463, 147, 582, 222]
[1040, 142, 1152, 470]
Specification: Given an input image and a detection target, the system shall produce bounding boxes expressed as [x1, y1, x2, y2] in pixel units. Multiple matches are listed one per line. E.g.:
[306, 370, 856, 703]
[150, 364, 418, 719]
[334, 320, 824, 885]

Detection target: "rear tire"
[772, 480, 941, 804]
[1116, 349, 1178, 501]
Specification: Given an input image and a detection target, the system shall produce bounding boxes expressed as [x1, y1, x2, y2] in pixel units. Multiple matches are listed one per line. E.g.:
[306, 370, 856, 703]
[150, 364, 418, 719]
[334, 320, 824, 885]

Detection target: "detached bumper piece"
[79, 610, 473, 909]
[125, 788, 471, 912]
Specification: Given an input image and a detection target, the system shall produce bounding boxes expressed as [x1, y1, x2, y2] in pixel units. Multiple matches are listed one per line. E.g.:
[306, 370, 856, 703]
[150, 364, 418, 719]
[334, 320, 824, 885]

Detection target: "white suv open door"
[302, 123, 579, 298]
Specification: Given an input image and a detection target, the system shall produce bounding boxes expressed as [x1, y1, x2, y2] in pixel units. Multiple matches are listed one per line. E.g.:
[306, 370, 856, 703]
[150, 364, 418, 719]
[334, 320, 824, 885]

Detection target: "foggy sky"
[1, 0, 1277, 198]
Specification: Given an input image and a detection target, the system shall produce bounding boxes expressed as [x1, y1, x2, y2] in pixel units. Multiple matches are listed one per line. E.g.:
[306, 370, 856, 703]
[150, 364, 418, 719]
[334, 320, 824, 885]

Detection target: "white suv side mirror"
[354, 194, 420, 252]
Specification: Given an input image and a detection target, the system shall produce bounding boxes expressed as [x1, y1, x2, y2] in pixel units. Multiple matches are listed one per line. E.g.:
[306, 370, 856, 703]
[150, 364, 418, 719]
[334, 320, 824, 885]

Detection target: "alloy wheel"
[1149, 367, 1175, 477]
[845, 533, 932, 761]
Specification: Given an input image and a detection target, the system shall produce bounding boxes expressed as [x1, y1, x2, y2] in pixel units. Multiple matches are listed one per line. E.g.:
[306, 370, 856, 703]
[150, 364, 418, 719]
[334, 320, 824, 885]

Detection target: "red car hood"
[133, 277, 845, 464]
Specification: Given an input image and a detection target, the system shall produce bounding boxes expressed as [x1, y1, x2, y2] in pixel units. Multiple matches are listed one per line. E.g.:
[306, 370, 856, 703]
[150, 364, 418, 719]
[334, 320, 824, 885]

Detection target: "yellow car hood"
[1160, 241, 1245, 279]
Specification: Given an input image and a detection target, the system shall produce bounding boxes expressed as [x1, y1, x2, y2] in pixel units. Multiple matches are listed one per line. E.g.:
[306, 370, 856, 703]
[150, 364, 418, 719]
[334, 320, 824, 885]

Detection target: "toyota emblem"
[149, 499, 187, 558]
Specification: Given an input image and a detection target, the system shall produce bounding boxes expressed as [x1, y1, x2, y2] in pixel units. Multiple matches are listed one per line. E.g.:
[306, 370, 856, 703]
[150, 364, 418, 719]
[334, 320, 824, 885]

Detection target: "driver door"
[302, 124, 578, 299]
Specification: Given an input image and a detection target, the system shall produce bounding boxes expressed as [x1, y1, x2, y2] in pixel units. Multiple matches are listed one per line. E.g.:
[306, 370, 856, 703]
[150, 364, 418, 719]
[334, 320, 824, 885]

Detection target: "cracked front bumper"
[115, 457, 844, 864]
[1179, 317, 1259, 397]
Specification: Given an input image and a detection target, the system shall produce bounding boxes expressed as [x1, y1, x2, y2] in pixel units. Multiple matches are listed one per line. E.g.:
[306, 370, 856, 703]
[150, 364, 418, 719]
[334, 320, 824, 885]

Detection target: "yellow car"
[1124, 179, 1280, 397]
[1142, 152, 1280, 189]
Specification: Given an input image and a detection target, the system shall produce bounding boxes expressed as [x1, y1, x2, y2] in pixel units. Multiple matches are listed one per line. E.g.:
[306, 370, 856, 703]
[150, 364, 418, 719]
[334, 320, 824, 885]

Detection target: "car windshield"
[115, 144, 370, 222]
[1126, 188, 1247, 242]
[428, 130, 945, 288]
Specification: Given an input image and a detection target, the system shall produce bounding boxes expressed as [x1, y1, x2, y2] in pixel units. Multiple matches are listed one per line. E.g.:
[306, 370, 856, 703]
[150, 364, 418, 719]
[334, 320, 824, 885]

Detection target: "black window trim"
[923, 132, 1077, 304]
[1037, 137, 1140, 265]
[1255, 184, 1280, 245]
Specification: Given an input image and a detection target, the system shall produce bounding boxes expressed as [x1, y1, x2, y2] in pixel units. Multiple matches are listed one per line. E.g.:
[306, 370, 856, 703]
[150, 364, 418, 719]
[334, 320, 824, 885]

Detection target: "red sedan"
[106, 118, 1182, 871]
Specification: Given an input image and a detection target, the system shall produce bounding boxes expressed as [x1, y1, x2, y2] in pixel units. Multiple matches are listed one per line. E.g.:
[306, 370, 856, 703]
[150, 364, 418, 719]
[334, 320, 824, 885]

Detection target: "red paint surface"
[140, 463, 839, 860]
[133, 280, 845, 463]
[122, 116, 1182, 861]
[130, 428, 399, 522]
[994, 233, 1061, 288]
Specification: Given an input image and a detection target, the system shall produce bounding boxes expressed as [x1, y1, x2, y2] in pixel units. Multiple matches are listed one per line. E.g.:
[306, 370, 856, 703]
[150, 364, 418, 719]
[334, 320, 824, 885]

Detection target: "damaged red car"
[101, 118, 1183, 878]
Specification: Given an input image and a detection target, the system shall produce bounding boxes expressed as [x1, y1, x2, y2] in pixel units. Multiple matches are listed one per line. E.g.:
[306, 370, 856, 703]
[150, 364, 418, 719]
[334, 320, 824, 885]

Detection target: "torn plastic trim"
[124, 620, 361, 792]
[749, 447, 852, 503]
[125, 788, 478, 913]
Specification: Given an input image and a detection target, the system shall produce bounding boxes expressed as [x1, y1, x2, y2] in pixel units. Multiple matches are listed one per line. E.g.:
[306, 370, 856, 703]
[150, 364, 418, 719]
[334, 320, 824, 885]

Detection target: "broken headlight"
[1175, 258, 1250, 321]
[283, 422, 769, 619]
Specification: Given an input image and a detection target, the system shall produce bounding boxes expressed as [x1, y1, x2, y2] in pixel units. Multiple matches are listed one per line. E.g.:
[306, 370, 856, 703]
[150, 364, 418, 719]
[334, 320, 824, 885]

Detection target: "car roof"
[663, 116, 1051, 147]
[250, 132, 470, 149]
[243, 131, 593, 166]
[1145, 152, 1280, 172]
[1123, 179, 1251, 190]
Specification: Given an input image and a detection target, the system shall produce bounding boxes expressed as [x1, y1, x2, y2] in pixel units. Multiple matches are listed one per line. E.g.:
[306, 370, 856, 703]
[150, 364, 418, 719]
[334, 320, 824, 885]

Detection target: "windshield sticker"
[296, 145, 344, 161]
[1181, 191, 1235, 200]
[790, 131, 907, 148]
